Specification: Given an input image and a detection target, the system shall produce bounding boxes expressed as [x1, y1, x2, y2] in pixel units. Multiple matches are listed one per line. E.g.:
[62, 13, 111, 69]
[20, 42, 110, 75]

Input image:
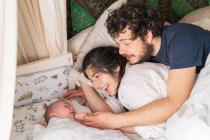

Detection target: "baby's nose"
[67, 105, 74, 110]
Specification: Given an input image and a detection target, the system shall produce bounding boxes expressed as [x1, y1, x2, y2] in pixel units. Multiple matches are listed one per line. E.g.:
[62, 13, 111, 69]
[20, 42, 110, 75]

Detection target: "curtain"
[0, 0, 17, 139]
[17, 0, 67, 66]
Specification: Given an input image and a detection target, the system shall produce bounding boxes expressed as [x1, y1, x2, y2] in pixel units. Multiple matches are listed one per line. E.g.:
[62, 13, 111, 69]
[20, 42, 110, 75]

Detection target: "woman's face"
[85, 66, 119, 96]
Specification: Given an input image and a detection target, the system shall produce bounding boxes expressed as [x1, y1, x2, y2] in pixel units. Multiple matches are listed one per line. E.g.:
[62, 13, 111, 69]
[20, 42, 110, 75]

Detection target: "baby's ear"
[49, 112, 56, 118]
[43, 103, 48, 109]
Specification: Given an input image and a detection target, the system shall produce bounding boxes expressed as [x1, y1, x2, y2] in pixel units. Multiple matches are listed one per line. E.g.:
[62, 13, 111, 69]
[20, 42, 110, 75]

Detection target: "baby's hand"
[34, 121, 47, 127]
[75, 113, 87, 121]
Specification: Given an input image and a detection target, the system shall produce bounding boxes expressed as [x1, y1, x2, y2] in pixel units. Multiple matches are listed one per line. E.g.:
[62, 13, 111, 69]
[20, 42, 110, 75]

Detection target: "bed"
[10, 0, 210, 139]
[11, 53, 73, 140]
[10, 52, 140, 140]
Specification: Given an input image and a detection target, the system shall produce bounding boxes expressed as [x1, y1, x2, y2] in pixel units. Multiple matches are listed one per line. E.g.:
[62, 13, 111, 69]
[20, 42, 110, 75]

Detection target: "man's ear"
[146, 30, 153, 43]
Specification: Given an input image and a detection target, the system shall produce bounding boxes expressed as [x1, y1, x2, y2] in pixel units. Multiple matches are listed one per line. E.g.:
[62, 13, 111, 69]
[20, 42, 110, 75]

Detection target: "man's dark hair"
[106, 1, 164, 40]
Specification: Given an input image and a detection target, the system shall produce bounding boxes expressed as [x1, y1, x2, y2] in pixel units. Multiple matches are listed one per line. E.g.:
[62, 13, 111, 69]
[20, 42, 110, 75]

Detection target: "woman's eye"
[95, 75, 100, 79]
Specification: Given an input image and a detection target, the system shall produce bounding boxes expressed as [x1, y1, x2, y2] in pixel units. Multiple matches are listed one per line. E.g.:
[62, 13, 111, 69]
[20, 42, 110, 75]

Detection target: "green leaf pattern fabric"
[67, 0, 209, 38]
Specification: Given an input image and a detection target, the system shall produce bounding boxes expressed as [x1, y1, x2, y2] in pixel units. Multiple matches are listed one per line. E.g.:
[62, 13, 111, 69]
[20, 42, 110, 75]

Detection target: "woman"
[65, 46, 168, 139]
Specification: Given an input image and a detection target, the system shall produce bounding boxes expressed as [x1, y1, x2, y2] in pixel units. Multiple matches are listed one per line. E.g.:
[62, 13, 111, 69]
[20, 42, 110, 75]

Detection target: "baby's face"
[53, 101, 75, 119]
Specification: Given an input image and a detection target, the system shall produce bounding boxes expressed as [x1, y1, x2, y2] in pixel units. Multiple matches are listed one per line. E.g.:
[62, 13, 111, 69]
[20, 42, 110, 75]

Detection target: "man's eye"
[124, 42, 131, 45]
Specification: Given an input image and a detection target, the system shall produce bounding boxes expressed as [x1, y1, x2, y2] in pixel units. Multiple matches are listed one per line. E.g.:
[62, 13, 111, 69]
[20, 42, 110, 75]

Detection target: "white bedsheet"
[165, 54, 210, 140]
[32, 118, 130, 140]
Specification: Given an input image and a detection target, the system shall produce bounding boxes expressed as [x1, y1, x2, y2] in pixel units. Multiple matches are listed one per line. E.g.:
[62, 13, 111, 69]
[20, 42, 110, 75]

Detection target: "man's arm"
[82, 67, 196, 129]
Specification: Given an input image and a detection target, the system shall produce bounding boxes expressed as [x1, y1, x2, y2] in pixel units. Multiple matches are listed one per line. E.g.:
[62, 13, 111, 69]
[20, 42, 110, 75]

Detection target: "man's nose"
[119, 46, 127, 55]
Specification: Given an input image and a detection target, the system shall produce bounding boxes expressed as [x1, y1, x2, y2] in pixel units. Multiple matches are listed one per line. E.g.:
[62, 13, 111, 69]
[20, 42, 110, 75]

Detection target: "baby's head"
[45, 100, 75, 123]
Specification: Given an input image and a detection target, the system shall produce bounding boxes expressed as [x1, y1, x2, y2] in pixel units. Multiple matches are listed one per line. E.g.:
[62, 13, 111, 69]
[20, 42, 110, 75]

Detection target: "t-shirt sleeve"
[169, 31, 203, 69]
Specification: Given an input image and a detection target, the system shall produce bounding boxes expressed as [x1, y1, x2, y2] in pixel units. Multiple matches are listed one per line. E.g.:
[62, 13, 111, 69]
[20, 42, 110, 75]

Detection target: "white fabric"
[192, 18, 210, 31]
[39, 0, 67, 56]
[0, 0, 17, 139]
[69, 98, 92, 113]
[68, 26, 93, 56]
[32, 118, 130, 140]
[96, 90, 126, 113]
[15, 53, 73, 107]
[119, 63, 168, 110]
[16, 53, 73, 76]
[72, 0, 127, 75]
[15, 67, 69, 107]
[17, 0, 67, 66]
[118, 62, 169, 139]
[17, 0, 48, 65]
[178, 6, 210, 23]
[11, 97, 127, 140]
[165, 54, 210, 140]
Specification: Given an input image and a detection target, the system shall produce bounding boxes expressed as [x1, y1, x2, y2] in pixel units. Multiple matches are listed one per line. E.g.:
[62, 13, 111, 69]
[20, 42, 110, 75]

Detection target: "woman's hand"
[63, 88, 87, 105]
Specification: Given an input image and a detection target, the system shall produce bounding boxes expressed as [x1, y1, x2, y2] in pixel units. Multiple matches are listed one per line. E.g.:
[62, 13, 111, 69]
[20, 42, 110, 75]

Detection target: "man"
[80, 1, 210, 130]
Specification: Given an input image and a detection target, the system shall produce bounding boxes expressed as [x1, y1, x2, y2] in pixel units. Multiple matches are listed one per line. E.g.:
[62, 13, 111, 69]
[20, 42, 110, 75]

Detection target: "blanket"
[165, 54, 210, 140]
[32, 118, 130, 140]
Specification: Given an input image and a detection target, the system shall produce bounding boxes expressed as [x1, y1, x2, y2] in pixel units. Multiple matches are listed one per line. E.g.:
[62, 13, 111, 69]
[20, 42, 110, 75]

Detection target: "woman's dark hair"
[82, 46, 127, 91]
[106, 1, 164, 41]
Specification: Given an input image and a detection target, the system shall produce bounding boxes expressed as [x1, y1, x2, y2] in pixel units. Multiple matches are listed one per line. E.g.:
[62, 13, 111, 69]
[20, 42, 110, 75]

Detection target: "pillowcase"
[67, 26, 93, 56]
[118, 62, 169, 111]
[15, 66, 69, 108]
[11, 98, 59, 140]
[15, 53, 73, 108]
[178, 6, 210, 23]
[192, 18, 210, 31]
[72, 0, 127, 76]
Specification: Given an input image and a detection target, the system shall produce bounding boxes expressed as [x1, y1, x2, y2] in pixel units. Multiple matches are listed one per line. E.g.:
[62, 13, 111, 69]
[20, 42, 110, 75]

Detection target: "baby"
[44, 100, 88, 125]
[32, 100, 130, 140]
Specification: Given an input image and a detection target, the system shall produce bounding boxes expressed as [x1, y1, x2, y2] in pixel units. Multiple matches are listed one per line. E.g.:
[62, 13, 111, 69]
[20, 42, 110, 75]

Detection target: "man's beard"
[137, 43, 153, 64]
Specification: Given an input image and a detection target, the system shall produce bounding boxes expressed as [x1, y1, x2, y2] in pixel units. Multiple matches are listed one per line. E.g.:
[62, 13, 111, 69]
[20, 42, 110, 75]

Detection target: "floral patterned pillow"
[11, 98, 59, 140]
[15, 66, 69, 108]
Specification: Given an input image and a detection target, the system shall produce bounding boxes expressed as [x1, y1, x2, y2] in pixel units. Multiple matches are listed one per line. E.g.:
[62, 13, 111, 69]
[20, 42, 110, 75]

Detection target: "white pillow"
[192, 18, 210, 31]
[118, 62, 169, 111]
[165, 55, 210, 140]
[73, 0, 127, 72]
[178, 6, 210, 23]
[67, 26, 93, 56]
[15, 66, 69, 108]
[11, 98, 59, 140]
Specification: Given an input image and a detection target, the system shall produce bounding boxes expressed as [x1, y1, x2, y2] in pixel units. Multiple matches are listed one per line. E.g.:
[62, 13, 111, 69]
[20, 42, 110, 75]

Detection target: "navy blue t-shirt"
[153, 23, 210, 73]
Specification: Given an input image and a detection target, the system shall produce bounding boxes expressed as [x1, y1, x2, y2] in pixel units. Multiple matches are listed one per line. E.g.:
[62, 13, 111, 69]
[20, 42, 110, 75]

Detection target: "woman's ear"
[114, 65, 120, 73]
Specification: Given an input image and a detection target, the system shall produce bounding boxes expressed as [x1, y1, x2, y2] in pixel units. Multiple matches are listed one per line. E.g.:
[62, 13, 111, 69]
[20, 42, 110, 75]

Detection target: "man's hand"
[82, 112, 119, 129]
[63, 88, 87, 105]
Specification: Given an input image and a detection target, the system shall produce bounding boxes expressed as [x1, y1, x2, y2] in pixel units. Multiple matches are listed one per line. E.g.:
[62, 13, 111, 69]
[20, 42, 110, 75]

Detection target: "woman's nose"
[92, 80, 101, 90]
